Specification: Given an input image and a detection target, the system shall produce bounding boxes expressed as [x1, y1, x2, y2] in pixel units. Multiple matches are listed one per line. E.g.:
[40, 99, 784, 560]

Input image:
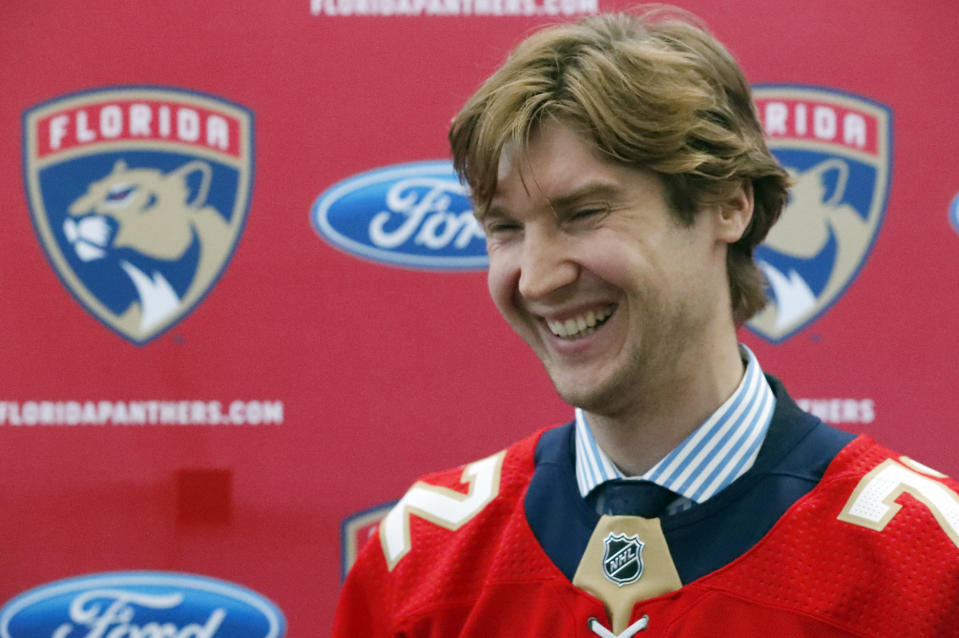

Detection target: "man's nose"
[517, 229, 578, 301]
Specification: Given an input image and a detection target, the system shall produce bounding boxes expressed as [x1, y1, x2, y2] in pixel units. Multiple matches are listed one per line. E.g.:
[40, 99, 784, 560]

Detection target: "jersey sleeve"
[331, 530, 394, 638]
[331, 437, 540, 637]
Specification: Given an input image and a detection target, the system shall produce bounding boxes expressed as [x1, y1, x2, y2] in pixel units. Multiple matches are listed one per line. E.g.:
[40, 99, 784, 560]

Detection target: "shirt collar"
[574, 344, 776, 504]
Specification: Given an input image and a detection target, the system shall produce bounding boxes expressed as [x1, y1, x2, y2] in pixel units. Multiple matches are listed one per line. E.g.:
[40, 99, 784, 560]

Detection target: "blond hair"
[449, 8, 789, 323]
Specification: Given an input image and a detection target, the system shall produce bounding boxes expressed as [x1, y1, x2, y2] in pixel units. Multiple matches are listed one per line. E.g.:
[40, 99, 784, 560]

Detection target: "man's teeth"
[547, 307, 614, 339]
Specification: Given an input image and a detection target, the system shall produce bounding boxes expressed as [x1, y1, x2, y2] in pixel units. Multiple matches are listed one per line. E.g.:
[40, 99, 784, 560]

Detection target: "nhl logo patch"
[748, 85, 892, 343]
[602, 532, 645, 586]
[22, 86, 254, 344]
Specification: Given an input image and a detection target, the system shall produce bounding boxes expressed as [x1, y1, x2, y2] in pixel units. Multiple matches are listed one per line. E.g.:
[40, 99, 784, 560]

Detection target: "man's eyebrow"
[547, 182, 626, 210]
[478, 182, 626, 222]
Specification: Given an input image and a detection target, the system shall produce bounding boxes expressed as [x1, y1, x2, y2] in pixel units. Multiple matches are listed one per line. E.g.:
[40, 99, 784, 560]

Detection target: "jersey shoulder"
[819, 435, 959, 544]
[827, 437, 959, 572]
[346, 427, 560, 622]
[378, 429, 539, 568]
[711, 435, 959, 636]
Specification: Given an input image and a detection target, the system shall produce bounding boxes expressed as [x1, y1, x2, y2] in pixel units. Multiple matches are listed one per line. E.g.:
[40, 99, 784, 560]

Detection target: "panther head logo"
[753, 158, 872, 335]
[764, 158, 866, 259]
[63, 159, 230, 332]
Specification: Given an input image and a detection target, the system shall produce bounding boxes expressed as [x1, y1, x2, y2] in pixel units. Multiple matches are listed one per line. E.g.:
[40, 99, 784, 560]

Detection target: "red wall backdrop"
[2, 1, 958, 634]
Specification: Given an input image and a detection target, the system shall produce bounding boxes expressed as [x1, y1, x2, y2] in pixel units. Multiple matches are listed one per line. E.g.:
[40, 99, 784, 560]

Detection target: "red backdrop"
[2, 1, 958, 634]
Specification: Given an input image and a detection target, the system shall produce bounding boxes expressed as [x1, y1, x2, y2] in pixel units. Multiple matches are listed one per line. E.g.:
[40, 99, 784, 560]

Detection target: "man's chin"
[552, 379, 618, 415]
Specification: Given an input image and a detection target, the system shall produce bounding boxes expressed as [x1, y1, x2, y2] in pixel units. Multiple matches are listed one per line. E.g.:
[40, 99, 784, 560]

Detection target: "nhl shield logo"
[22, 86, 254, 344]
[748, 85, 892, 343]
[602, 532, 644, 586]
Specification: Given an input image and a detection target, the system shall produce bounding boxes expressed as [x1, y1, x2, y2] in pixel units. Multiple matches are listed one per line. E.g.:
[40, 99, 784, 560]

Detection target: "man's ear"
[715, 179, 754, 244]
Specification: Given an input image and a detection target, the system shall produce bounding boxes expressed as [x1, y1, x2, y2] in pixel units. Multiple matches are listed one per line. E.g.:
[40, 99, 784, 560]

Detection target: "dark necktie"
[588, 479, 677, 518]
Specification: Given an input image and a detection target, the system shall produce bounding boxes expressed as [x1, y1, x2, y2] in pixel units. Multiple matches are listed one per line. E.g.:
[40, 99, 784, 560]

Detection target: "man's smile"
[544, 304, 617, 340]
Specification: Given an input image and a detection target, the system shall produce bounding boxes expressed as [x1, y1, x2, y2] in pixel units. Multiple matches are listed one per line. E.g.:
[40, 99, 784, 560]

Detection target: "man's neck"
[583, 338, 747, 477]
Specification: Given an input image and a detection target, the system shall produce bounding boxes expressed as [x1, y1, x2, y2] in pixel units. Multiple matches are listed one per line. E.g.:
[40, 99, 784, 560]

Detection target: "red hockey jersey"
[333, 382, 959, 637]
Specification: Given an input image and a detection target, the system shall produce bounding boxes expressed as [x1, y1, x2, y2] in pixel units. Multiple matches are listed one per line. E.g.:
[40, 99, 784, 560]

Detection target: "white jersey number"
[838, 457, 959, 550]
[380, 451, 505, 570]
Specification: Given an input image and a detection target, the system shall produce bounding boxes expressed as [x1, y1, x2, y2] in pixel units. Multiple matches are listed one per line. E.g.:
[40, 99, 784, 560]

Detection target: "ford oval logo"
[0, 571, 286, 638]
[311, 161, 488, 270]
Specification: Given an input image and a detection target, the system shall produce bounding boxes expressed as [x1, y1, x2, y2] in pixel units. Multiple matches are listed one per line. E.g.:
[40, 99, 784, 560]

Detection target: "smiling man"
[482, 121, 755, 479]
[333, 9, 959, 637]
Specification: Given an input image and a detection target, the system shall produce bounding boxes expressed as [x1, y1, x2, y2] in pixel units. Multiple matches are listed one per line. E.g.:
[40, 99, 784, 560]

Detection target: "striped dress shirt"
[574, 344, 776, 512]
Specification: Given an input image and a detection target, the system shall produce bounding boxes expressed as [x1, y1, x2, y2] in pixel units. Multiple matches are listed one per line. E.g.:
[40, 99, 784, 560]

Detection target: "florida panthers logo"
[23, 87, 253, 344]
[748, 86, 891, 343]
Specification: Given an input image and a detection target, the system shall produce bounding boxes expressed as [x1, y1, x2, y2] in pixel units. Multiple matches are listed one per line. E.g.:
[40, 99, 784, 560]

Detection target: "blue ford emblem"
[0, 571, 286, 638]
[311, 161, 487, 270]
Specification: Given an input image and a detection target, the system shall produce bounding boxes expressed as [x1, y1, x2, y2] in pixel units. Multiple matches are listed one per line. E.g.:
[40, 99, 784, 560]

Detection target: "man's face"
[481, 122, 736, 416]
